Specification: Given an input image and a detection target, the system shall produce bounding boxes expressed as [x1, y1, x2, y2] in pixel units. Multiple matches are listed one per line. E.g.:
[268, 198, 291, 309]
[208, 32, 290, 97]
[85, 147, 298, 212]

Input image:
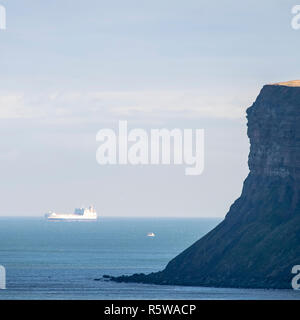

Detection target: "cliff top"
[270, 80, 300, 87]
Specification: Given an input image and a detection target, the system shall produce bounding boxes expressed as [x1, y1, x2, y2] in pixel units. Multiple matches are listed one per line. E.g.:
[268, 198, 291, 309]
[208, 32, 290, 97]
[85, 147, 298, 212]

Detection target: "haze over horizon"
[0, 0, 299, 217]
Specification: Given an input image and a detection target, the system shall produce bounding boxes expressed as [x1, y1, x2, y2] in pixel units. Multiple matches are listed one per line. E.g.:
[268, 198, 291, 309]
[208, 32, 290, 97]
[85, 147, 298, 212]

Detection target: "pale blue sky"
[0, 0, 299, 216]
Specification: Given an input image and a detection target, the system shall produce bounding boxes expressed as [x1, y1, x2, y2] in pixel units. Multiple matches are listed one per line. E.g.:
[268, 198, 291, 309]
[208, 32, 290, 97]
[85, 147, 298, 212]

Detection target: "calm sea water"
[0, 217, 299, 300]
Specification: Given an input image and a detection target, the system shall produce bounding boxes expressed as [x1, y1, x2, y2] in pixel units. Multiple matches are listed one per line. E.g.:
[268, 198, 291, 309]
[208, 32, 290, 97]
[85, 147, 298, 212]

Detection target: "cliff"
[112, 81, 300, 289]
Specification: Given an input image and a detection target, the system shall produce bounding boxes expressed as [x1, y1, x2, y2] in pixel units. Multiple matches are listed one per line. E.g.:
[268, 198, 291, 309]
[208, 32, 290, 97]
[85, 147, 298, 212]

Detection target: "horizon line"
[0, 215, 224, 219]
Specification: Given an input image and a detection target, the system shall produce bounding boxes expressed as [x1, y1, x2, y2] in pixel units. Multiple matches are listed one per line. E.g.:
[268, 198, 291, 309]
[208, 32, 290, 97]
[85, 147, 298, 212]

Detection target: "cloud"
[0, 94, 28, 119]
[0, 89, 250, 123]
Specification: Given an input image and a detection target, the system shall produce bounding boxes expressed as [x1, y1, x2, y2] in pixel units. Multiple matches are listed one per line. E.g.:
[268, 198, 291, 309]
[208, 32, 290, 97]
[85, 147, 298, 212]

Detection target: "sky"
[0, 0, 299, 217]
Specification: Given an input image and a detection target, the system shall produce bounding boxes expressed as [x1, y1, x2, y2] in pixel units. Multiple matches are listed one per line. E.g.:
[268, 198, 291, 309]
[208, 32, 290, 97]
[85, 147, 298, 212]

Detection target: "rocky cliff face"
[112, 81, 300, 289]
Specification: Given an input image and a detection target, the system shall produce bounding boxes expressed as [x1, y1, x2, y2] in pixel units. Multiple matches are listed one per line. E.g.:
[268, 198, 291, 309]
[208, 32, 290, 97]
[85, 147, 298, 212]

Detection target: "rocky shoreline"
[110, 82, 300, 289]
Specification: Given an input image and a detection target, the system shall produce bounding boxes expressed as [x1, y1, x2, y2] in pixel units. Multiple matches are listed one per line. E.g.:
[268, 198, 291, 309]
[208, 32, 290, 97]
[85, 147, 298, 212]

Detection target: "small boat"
[147, 232, 155, 237]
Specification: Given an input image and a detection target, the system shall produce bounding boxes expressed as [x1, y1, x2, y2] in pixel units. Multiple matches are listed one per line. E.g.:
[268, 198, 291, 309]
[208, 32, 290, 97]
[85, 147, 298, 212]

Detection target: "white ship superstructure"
[45, 206, 97, 221]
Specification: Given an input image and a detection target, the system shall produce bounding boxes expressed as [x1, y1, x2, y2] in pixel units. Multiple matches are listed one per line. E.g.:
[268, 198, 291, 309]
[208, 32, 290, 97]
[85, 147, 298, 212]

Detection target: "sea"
[0, 217, 299, 300]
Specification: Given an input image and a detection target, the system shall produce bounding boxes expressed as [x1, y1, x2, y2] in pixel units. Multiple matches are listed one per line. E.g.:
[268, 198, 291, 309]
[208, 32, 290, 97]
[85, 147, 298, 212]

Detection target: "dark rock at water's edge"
[111, 81, 300, 289]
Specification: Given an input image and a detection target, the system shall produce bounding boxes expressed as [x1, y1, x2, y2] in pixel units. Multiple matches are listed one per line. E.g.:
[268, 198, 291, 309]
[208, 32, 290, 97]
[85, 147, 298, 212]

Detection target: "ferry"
[45, 206, 97, 221]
